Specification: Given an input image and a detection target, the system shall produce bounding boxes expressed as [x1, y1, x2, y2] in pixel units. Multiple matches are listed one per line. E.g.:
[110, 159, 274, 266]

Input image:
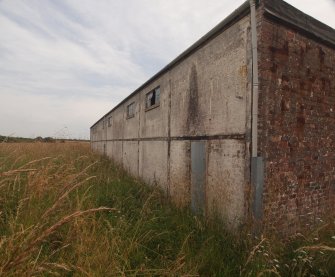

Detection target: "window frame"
[126, 102, 135, 119]
[108, 116, 112, 127]
[145, 86, 160, 111]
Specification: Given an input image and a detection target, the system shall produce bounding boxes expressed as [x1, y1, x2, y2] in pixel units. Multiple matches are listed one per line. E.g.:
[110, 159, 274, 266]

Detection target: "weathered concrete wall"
[140, 77, 170, 138]
[170, 20, 250, 137]
[139, 141, 168, 191]
[169, 141, 191, 207]
[110, 141, 123, 165]
[123, 141, 138, 177]
[207, 140, 247, 226]
[91, 0, 335, 234]
[109, 107, 124, 140]
[124, 96, 140, 139]
[167, 15, 251, 225]
[91, 13, 252, 227]
[258, 9, 335, 234]
[91, 118, 106, 155]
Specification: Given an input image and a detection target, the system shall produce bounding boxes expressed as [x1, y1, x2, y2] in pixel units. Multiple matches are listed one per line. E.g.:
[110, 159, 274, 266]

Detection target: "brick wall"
[258, 12, 335, 234]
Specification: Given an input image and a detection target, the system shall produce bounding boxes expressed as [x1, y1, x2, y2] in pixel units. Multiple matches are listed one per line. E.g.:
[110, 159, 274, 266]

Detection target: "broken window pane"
[155, 87, 160, 104]
[145, 86, 160, 109]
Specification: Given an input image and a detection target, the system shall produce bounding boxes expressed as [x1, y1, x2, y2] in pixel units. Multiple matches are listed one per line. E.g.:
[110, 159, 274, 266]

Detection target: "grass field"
[0, 142, 334, 276]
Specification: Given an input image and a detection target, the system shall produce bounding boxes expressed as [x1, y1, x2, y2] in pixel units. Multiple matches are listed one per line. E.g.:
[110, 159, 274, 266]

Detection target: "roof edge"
[91, 0, 335, 129]
[263, 0, 335, 49]
[90, 0, 250, 128]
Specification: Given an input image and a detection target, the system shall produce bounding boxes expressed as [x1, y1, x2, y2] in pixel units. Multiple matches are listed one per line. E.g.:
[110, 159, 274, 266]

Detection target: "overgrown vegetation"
[0, 143, 334, 276]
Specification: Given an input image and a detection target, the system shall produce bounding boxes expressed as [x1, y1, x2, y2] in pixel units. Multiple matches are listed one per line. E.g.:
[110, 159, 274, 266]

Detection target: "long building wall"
[91, 0, 335, 235]
[91, 14, 252, 227]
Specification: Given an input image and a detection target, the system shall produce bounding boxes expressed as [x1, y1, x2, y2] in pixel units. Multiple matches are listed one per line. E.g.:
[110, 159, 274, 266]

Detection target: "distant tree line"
[34, 136, 55, 143]
[0, 135, 89, 143]
[0, 135, 35, 143]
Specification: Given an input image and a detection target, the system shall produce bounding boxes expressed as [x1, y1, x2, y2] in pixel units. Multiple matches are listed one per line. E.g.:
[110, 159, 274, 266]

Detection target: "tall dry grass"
[0, 142, 114, 276]
[0, 143, 213, 276]
[0, 142, 334, 276]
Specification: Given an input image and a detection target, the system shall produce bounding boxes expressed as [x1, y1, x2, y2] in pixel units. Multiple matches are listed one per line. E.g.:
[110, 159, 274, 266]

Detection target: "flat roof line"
[90, 0, 250, 128]
[91, 0, 335, 129]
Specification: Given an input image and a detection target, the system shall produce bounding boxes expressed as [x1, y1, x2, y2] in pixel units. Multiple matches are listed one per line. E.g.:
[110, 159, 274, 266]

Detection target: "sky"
[0, 0, 334, 139]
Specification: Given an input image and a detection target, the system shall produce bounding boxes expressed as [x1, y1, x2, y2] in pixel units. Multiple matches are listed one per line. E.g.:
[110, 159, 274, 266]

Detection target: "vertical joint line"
[138, 93, 141, 176]
[167, 77, 172, 196]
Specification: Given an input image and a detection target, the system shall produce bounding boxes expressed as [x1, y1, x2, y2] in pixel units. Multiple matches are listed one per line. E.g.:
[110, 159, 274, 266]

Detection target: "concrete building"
[91, 0, 335, 234]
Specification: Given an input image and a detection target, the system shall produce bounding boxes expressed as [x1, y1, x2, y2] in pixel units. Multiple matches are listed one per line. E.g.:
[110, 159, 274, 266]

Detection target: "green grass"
[0, 142, 334, 276]
[86, 158, 249, 276]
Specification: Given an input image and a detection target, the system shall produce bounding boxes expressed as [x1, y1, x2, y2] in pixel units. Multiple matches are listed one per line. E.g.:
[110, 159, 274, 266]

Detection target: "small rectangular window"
[108, 116, 112, 127]
[127, 102, 135, 118]
[145, 86, 160, 110]
[102, 120, 105, 129]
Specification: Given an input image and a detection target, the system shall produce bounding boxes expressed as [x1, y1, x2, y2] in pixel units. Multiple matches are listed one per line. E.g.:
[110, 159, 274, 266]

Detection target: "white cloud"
[0, 0, 334, 138]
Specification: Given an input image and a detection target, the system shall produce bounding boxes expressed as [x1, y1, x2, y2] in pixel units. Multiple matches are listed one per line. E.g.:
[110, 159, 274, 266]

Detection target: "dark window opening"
[108, 117, 112, 127]
[146, 86, 160, 109]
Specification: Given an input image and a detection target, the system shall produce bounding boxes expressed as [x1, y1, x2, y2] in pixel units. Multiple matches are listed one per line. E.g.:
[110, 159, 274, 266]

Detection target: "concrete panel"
[206, 140, 246, 227]
[95, 141, 104, 155]
[123, 141, 139, 177]
[91, 142, 97, 152]
[139, 75, 170, 138]
[105, 112, 113, 140]
[170, 16, 250, 137]
[106, 141, 113, 157]
[110, 141, 123, 165]
[139, 141, 168, 192]
[169, 141, 191, 207]
[109, 106, 124, 140]
[124, 94, 140, 139]
[91, 120, 106, 142]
